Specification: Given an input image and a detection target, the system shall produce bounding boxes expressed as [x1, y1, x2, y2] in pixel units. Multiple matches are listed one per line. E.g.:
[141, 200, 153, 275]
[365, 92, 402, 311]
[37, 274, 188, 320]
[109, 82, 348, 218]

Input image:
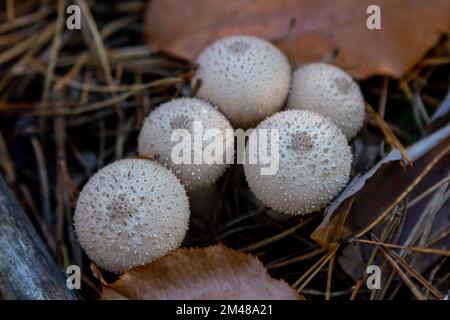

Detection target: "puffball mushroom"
[244, 110, 352, 215]
[287, 62, 365, 140]
[74, 159, 190, 273]
[138, 97, 234, 191]
[193, 35, 291, 128]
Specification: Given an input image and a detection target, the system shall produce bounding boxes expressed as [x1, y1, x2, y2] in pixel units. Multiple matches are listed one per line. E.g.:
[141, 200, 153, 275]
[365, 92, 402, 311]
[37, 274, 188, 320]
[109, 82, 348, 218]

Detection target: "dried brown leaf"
[312, 125, 450, 248]
[311, 126, 450, 280]
[145, 0, 450, 79]
[100, 245, 302, 300]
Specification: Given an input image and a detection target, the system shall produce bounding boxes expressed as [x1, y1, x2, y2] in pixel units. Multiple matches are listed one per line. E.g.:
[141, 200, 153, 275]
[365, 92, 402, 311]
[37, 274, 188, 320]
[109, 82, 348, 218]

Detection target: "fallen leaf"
[313, 125, 450, 246]
[339, 155, 450, 280]
[100, 245, 302, 300]
[311, 125, 450, 279]
[145, 0, 450, 79]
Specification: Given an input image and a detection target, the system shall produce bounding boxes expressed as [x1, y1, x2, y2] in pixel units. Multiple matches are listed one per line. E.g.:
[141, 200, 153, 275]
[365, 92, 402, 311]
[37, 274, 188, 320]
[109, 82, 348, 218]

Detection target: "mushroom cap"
[138, 97, 234, 191]
[286, 62, 365, 140]
[74, 159, 190, 273]
[193, 35, 291, 128]
[244, 110, 352, 215]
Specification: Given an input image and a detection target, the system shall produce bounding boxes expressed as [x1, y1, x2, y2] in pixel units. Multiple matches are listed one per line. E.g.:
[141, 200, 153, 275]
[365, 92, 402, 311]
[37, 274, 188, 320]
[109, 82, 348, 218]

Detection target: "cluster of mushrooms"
[74, 35, 365, 273]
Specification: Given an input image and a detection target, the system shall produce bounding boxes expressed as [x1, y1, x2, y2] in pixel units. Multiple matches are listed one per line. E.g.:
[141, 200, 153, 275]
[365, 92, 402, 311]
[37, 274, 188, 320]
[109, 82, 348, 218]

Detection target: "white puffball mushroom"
[138, 97, 234, 191]
[193, 35, 291, 128]
[244, 110, 352, 215]
[74, 159, 190, 273]
[287, 62, 365, 140]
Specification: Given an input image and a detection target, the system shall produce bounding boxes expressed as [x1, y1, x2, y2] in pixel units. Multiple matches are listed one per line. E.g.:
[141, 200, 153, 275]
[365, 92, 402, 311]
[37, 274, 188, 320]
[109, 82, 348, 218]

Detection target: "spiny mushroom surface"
[193, 35, 291, 128]
[244, 110, 352, 215]
[138, 97, 234, 191]
[286, 62, 365, 140]
[74, 159, 190, 273]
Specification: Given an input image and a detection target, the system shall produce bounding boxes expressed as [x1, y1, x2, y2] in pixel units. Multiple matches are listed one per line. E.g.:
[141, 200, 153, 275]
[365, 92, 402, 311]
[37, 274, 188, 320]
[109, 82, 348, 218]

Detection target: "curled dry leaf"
[311, 125, 450, 279]
[312, 125, 450, 247]
[145, 0, 450, 79]
[100, 245, 302, 300]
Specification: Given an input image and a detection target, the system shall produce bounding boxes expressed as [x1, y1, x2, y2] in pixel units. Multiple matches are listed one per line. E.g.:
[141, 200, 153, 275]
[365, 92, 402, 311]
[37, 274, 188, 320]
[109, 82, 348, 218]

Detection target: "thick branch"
[0, 175, 77, 300]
